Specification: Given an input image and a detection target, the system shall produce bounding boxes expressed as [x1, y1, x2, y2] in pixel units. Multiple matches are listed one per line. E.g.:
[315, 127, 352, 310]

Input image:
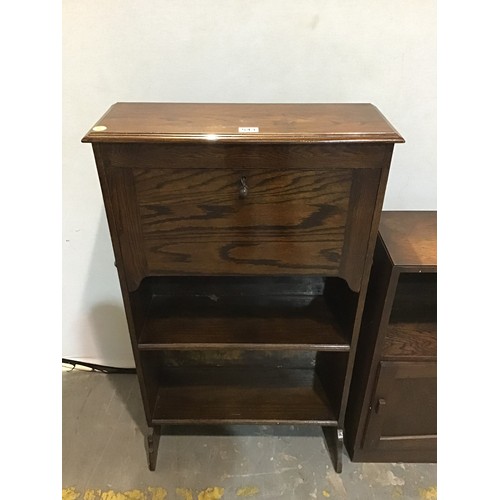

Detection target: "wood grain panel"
[158, 350, 317, 369]
[144, 239, 342, 275]
[382, 323, 437, 360]
[106, 168, 148, 290]
[152, 367, 337, 425]
[82, 103, 404, 144]
[339, 168, 382, 291]
[135, 168, 351, 276]
[92, 144, 157, 421]
[344, 237, 396, 454]
[363, 361, 436, 451]
[103, 142, 389, 170]
[138, 294, 350, 351]
[379, 211, 437, 269]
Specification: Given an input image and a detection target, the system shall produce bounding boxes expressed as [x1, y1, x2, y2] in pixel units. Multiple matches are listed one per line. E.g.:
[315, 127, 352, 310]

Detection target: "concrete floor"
[62, 371, 437, 500]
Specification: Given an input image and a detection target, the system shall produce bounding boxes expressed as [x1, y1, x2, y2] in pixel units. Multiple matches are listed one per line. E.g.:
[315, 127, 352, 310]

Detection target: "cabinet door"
[363, 361, 436, 462]
[134, 167, 352, 277]
[101, 142, 385, 291]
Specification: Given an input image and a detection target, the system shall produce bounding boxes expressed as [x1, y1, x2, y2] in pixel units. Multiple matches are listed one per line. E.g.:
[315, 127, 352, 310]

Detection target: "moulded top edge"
[82, 132, 405, 144]
[81, 103, 405, 144]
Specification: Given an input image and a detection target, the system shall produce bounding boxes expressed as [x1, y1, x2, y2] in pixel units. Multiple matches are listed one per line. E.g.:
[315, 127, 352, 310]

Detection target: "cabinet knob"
[239, 176, 248, 198]
[376, 398, 386, 414]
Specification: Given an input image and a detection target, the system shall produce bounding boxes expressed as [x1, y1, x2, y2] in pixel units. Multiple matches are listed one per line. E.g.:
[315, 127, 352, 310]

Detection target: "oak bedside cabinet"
[345, 211, 437, 463]
[82, 103, 404, 472]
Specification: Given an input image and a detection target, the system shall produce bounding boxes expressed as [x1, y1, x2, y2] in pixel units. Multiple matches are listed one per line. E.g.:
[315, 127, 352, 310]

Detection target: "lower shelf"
[151, 367, 338, 426]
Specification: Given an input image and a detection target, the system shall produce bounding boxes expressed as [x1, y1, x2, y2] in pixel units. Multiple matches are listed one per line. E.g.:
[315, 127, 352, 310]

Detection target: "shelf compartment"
[138, 293, 350, 351]
[389, 273, 437, 323]
[151, 366, 338, 425]
[382, 322, 436, 361]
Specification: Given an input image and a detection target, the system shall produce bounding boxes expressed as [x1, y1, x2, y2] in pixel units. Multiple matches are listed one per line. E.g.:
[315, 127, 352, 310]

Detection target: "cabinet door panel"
[363, 361, 436, 458]
[137, 167, 350, 277]
[104, 158, 382, 291]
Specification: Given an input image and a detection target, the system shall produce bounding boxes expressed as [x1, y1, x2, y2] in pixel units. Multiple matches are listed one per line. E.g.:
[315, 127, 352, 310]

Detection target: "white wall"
[62, 0, 436, 366]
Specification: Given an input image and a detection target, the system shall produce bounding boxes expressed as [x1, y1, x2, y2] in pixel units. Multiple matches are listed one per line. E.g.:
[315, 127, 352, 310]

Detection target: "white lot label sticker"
[238, 127, 259, 133]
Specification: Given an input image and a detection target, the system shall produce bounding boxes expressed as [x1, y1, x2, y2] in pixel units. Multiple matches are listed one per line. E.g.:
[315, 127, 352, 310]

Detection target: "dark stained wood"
[379, 211, 437, 270]
[390, 273, 437, 323]
[139, 294, 350, 351]
[137, 276, 346, 353]
[98, 147, 392, 289]
[158, 350, 317, 370]
[345, 211, 437, 464]
[84, 103, 403, 470]
[347, 445, 437, 464]
[145, 275, 327, 297]
[106, 167, 149, 290]
[82, 103, 404, 144]
[152, 367, 337, 425]
[382, 323, 436, 361]
[336, 153, 393, 423]
[136, 166, 350, 278]
[91, 144, 157, 422]
[322, 427, 344, 473]
[147, 425, 161, 471]
[102, 142, 391, 170]
[315, 351, 348, 416]
[360, 361, 436, 463]
[344, 237, 397, 453]
[128, 285, 162, 415]
[339, 167, 382, 291]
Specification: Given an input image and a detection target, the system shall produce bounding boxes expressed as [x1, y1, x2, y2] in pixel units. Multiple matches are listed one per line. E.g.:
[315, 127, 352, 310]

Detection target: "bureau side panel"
[92, 144, 158, 422]
[334, 145, 394, 425]
[105, 167, 149, 291]
[344, 238, 397, 455]
[339, 168, 382, 291]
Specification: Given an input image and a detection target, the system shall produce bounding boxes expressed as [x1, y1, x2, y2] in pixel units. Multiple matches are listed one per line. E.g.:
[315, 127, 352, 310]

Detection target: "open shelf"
[389, 273, 437, 324]
[138, 293, 350, 351]
[382, 322, 437, 361]
[151, 366, 338, 425]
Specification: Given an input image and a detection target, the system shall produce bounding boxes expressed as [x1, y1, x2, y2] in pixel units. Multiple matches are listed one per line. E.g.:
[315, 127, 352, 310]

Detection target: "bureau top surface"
[379, 211, 437, 269]
[82, 103, 404, 144]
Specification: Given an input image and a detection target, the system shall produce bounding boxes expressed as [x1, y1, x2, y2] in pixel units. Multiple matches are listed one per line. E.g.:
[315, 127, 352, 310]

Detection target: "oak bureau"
[82, 103, 404, 472]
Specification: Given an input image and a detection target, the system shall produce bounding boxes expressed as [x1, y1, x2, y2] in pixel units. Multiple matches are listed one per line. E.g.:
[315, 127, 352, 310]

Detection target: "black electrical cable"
[62, 358, 136, 374]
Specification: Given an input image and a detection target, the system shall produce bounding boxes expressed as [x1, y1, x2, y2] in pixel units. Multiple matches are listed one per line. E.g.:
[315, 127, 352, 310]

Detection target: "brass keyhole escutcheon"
[239, 176, 248, 198]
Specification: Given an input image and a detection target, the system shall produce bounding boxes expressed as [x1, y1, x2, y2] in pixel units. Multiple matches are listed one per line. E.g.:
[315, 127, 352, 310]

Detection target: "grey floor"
[62, 371, 437, 500]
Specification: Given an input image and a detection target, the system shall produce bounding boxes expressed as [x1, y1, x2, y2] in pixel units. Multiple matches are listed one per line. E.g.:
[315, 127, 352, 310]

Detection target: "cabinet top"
[379, 211, 437, 269]
[82, 103, 404, 144]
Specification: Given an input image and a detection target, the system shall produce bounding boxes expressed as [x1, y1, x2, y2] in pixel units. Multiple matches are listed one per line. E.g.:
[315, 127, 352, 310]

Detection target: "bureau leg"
[322, 426, 344, 473]
[147, 425, 161, 471]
